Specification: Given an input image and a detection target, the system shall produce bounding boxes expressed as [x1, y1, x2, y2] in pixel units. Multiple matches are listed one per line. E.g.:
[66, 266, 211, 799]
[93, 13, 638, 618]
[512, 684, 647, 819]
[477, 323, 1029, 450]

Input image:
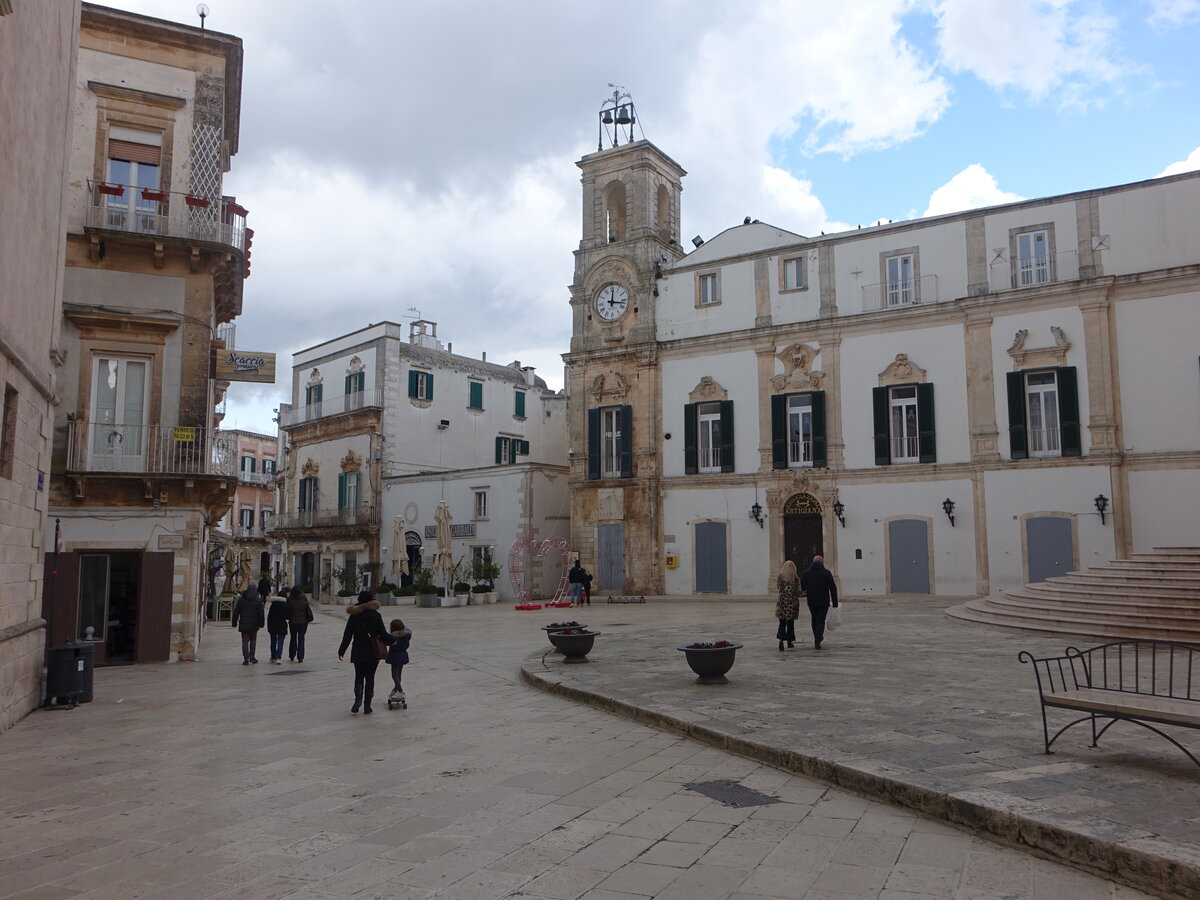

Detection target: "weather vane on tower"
[598, 85, 643, 151]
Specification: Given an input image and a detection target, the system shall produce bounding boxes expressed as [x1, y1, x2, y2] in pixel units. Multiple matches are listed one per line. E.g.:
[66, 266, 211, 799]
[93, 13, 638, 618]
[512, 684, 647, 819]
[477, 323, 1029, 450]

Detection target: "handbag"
[305, 604, 314, 623]
[369, 635, 389, 660]
[826, 605, 843, 630]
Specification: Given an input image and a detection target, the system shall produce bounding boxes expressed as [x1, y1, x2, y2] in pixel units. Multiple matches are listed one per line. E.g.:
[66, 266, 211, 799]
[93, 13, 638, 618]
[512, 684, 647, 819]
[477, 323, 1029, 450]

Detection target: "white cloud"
[923, 164, 1025, 216]
[1145, 0, 1200, 28]
[1157, 146, 1200, 176]
[933, 0, 1124, 107]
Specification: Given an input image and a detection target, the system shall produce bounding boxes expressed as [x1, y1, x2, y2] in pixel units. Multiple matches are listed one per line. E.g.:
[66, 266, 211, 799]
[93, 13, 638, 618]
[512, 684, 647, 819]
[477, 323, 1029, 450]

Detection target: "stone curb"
[521, 659, 1198, 900]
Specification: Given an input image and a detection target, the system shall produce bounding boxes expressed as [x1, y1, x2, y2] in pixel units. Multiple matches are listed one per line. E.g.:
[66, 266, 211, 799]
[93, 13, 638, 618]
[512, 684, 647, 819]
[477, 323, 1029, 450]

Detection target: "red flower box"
[225, 201, 248, 218]
[140, 188, 167, 202]
[184, 194, 210, 208]
[97, 183, 124, 197]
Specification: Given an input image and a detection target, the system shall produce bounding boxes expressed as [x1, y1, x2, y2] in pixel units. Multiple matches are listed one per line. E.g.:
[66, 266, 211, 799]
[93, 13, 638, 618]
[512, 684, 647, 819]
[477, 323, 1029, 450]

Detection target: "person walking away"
[231, 586, 264, 665]
[582, 568, 593, 606]
[776, 560, 801, 651]
[285, 585, 313, 662]
[568, 559, 586, 606]
[257, 575, 272, 603]
[800, 555, 839, 650]
[387, 618, 412, 703]
[338, 590, 392, 714]
[266, 591, 289, 664]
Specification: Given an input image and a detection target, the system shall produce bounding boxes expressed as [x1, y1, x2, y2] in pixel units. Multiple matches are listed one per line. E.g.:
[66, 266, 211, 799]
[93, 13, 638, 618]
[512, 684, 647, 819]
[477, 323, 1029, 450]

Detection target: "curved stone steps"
[947, 546, 1200, 643]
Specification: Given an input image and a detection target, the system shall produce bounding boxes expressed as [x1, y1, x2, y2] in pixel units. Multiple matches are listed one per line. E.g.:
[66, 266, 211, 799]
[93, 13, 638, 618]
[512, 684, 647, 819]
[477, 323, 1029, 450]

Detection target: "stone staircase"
[947, 546, 1200, 643]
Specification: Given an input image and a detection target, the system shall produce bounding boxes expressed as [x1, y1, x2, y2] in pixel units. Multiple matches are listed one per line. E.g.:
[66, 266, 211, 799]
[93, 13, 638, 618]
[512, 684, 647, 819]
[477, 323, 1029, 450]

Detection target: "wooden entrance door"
[1027, 516, 1074, 583]
[597, 523, 625, 592]
[783, 492, 824, 572]
[694, 521, 728, 592]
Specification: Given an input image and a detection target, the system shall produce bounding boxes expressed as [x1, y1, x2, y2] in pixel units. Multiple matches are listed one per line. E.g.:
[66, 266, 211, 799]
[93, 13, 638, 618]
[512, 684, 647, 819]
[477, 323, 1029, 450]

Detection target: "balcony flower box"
[184, 194, 211, 209]
[677, 640, 743, 684]
[140, 188, 167, 203]
[97, 182, 125, 197]
[226, 201, 248, 218]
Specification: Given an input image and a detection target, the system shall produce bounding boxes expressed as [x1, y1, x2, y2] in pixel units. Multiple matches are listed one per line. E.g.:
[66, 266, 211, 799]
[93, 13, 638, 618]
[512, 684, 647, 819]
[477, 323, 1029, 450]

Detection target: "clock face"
[595, 284, 629, 321]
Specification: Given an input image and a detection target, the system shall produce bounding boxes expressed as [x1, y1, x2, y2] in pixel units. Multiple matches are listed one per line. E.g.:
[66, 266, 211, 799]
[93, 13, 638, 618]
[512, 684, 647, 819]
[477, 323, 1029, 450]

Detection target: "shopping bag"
[826, 605, 843, 630]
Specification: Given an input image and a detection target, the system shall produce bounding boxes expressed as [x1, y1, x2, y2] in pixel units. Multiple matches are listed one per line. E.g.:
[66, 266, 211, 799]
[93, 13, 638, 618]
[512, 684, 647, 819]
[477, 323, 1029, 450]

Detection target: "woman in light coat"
[775, 560, 801, 651]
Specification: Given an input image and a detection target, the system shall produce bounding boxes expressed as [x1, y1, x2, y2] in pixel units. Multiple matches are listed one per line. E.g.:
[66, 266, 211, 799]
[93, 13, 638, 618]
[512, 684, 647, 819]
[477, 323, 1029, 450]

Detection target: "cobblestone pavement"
[0, 600, 1157, 900]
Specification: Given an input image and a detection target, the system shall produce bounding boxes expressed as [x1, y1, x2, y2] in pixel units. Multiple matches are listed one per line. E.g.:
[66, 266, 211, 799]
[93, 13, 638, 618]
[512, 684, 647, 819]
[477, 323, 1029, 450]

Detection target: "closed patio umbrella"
[392, 516, 409, 576]
[434, 501, 454, 587]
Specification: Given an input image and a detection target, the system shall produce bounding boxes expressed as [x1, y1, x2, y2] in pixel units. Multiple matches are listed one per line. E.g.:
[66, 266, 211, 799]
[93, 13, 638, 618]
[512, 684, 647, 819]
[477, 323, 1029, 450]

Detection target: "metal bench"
[607, 595, 646, 604]
[1019, 640, 1200, 768]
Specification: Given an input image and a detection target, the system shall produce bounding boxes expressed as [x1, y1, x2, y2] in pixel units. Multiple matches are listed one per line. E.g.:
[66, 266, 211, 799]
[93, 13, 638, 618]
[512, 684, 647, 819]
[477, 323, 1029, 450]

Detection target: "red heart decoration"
[507, 536, 573, 604]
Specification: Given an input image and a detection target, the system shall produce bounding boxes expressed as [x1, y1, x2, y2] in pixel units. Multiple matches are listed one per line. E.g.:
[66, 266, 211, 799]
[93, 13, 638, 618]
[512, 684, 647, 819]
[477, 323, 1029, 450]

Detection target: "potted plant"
[471, 557, 502, 604]
[677, 640, 743, 684]
[541, 620, 585, 653]
[548, 627, 600, 663]
[413, 566, 439, 608]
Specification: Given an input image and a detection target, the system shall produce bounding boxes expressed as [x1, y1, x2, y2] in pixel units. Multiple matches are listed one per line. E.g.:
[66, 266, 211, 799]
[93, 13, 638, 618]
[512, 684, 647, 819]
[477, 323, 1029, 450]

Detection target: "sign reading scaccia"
[215, 349, 276, 383]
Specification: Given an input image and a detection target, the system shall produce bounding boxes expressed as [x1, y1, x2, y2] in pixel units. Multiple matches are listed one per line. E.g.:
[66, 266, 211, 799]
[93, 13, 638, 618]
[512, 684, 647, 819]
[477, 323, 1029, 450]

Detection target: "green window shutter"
[495, 436, 503, 464]
[771, 394, 788, 468]
[519, 439, 529, 455]
[344, 374, 352, 394]
[719, 399, 734, 473]
[811, 391, 827, 467]
[587, 408, 601, 480]
[618, 405, 633, 478]
[408, 371, 418, 398]
[1006, 372, 1028, 459]
[514, 391, 526, 417]
[683, 403, 698, 474]
[426, 372, 434, 400]
[509, 439, 518, 464]
[314, 384, 323, 403]
[304, 386, 312, 405]
[1057, 366, 1081, 457]
[359, 372, 365, 392]
[337, 472, 346, 509]
[469, 381, 483, 409]
[917, 382, 937, 463]
[872, 387, 891, 465]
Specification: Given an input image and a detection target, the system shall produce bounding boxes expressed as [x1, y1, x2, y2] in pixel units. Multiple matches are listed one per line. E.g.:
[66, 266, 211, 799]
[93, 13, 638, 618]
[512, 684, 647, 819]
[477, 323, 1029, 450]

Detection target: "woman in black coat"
[800, 556, 839, 650]
[337, 591, 391, 714]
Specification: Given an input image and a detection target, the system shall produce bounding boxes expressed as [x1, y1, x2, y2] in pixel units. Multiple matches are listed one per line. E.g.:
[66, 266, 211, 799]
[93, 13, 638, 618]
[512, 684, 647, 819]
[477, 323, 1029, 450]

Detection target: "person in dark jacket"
[387, 618, 412, 701]
[266, 592, 289, 664]
[231, 587, 264, 665]
[338, 591, 392, 714]
[568, 560, 586, 606]
[257, 576, 272, 602]
[800, 556, 839, 650]
[285, 586, 313, 663]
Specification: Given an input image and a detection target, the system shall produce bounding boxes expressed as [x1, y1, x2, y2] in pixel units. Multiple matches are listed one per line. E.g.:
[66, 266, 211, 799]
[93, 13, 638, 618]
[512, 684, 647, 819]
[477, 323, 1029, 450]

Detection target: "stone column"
[964, 315, 1000, 462]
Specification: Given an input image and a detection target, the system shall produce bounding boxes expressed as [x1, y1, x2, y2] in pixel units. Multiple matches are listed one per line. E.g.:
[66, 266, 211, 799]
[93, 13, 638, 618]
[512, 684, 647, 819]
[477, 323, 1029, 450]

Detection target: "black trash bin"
[45, 642, 94, 707]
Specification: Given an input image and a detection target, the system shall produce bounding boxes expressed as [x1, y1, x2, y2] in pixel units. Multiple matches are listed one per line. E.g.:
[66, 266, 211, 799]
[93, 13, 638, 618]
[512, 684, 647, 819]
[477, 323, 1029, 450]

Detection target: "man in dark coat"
[568, 560, 586, 606]
[231, 587, 265, 664]
[800, 556, 839, 650]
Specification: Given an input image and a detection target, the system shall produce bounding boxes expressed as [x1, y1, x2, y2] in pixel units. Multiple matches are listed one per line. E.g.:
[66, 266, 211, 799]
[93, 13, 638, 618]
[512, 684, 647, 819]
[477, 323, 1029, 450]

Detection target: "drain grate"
[686, 779, 781, 808]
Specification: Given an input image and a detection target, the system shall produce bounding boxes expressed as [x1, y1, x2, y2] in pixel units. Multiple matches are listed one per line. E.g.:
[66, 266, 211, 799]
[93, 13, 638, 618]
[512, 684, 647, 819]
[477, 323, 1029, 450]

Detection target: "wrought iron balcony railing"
[66, 423, 237, 476]
[270, 507, 383, 530]
[988, 248, 1079, 292]
[85, 181, 248, 252]
[237, 470, 276, 485]
[278, 389, 384, 427]
[861, 274, 939, 311]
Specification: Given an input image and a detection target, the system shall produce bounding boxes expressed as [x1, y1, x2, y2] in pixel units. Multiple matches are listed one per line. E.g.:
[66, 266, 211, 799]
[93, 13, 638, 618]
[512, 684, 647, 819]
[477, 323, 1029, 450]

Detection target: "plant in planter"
[541, 620, 585, 652]
[677, 640, 743, 684]
[412, 565, 440, 607]
[548, 628, 600, 663]
[471, 557, 503, 603]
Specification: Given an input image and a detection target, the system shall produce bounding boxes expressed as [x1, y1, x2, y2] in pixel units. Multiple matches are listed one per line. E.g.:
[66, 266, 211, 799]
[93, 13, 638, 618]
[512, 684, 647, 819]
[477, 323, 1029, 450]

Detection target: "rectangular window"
[782, 256, 805, 291]
[78, 554, 111, 642]
[698, 273, 719, 306]
[105, 131, 161, 235]
[239, 507, 254, 530]
[337, 471, 359, 523]
[298, 476, 318, 525]
[788, 394, 814, 466]
[471, 545, 494, 567]
[304, 383, 323, 410]
[601, 407, 622, 476]
[409, 370, 433, 401]
[344, 371, 365, 396]
[885, 254, 915, 306]
[240, 455, 256, 476]
[262, 459, 276, 477]
[90, 356, 148, 465]
[514, 390, 526, 418]
[587, 405, 632, 479]
[0, 384, 16, 479]
[1016, 229, 1051, 286]
[697, 402, 722, 472]
[468, 380, 483, 410]
[889, 386, 919, 462]
[1025, 371, 1061, 456]
[495, 436, 513, 465]
[261, 509, 273, 530]
[474, 490, 488, 519]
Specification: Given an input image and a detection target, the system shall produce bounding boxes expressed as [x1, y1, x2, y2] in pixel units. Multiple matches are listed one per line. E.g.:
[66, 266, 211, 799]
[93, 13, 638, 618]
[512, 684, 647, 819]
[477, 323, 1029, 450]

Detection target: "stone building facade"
[0, 0, 81, 730]
[565, 139, 1200, 598]
[213, 429, 279, 597]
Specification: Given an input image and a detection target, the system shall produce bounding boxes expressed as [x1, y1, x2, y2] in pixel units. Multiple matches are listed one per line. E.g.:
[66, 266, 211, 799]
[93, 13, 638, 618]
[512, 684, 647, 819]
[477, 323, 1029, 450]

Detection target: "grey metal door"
[888, 519, 930, 593]
[695, 522, 728, 593]
[1027, 516, 1073, 583]
[597, 523, 625, 592]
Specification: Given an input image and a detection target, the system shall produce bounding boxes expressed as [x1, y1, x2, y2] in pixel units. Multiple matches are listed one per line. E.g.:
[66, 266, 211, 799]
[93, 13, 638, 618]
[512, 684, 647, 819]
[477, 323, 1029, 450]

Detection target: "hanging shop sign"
[216, 349, 276, 383]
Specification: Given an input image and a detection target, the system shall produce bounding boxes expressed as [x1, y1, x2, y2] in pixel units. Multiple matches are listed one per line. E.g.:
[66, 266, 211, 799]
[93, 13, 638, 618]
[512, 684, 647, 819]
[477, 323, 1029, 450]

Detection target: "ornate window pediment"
[1008, 326, 1070, 369]
[770, 342, 825, 392]
[340, 450, 362, 472]
[300, 458, 319, 477]
[590, 371, 631, 403]
[878, 353, 928, 386]
[307, 368, 322, 386]
[688, 376, 728, 403]
[347, 356, 363, 374]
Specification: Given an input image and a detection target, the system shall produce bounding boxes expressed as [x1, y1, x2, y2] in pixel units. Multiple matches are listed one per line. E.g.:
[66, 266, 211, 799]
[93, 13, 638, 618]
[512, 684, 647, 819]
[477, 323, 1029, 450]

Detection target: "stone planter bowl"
[548, 630, 600, 664]
[677, 642, 743, 684]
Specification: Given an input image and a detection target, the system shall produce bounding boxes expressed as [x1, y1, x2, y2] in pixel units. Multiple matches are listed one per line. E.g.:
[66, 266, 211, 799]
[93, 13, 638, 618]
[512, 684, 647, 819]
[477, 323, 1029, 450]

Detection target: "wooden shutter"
[1006, 371, 1028, 459]
[344, 374, 352, 394]
[313, 384, 322, 403]
[719, 399, 734, 473]
[683, 403, 698, 474]
[917, 382, 936, 463]
[509, 438, 518, 464]
[426, 372, 434, 400]
[304, 386, 312, 405]
[811, 391, 827, 467]
[515, 391, 526, 417]
[469, 381, 483, 409]
[771, 394, 788, 469]
[1057, 366, 1081, 457]
[872, 387, 891, 465]
[587, 408, 601, 480]
[137, 552, 174, 662]
[108, 139, 160, 165]
[519, 439, 529, 455]
[495, 436, 504, 464]
[408, 371, 418, 398]
[618, 405, 633, 478]
[337, 472, 347, 509]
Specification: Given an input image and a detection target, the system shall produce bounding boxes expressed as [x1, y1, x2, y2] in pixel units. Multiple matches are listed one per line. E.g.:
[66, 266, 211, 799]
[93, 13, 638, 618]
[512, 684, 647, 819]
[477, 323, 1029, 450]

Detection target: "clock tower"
[564, 92, 686, 594]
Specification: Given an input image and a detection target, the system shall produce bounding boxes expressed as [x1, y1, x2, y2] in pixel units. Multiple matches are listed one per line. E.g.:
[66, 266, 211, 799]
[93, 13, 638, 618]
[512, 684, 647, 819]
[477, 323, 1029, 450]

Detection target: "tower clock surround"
[595, 283, 629, 321]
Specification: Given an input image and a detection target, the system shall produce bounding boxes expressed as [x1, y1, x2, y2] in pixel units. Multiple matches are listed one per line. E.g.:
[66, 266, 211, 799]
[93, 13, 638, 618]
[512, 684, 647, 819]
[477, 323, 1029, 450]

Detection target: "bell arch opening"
[603, 180, 627, 243]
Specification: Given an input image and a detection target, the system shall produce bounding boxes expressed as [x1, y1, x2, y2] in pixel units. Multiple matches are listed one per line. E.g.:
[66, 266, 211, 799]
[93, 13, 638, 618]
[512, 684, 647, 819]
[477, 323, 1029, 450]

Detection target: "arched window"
[603, 180, 627, 243]
[656, 184, 670, 238]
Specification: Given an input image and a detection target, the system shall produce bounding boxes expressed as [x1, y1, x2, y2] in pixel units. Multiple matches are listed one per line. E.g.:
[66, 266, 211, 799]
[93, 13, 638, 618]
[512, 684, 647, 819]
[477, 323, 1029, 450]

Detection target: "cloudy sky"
[106, 0, 1200, 434]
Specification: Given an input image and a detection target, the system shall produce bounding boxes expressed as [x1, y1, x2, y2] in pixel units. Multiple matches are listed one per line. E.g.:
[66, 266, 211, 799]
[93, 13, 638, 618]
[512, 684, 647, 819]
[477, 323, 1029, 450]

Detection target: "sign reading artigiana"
[215, 349, 276, 383]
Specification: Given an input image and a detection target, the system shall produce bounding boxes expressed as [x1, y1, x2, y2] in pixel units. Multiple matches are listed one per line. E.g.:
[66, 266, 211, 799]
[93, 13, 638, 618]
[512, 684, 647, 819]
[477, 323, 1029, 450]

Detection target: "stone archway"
[783, 492, 824, 572]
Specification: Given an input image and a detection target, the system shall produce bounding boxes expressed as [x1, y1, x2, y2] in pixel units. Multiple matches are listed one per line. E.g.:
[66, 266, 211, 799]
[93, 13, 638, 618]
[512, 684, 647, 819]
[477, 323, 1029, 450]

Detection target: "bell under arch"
[602, 179, 627, 242]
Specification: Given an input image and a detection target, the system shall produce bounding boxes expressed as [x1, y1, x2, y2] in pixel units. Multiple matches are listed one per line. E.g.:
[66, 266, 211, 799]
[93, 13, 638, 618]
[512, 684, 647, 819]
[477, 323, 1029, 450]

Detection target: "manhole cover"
[686, 779, 781, 808]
